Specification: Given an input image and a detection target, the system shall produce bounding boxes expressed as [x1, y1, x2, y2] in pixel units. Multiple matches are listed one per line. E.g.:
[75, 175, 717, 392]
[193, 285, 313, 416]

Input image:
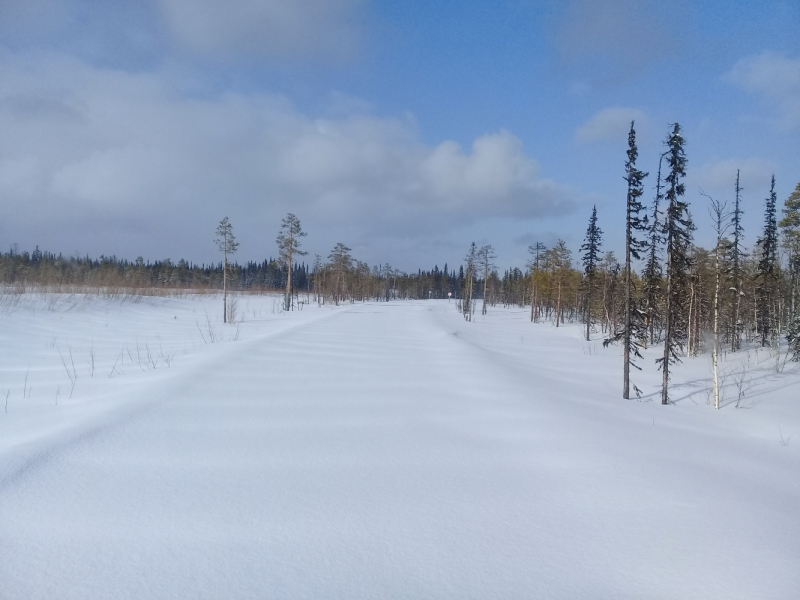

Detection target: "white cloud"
[157, 0, 365, 62]
[575, 107, 648, 143]
[0, 51, 575, 266]
[725, 52, 800, 129]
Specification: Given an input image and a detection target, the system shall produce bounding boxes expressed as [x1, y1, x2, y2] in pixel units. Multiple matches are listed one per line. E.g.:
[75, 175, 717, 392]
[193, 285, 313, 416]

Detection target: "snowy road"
[1, 300, 799, 599]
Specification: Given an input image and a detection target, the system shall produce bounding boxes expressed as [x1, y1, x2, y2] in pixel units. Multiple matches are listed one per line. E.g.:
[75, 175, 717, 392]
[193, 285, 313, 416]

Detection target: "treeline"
[0, 247, 312, 293]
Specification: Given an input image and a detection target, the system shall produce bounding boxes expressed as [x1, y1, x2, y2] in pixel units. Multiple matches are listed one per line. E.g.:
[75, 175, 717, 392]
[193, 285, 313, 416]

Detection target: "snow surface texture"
[1, 291, 799, 599]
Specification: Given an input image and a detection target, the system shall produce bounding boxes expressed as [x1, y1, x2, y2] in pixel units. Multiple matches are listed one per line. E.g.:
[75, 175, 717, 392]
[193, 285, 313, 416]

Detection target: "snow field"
[1, 293, 799, 599]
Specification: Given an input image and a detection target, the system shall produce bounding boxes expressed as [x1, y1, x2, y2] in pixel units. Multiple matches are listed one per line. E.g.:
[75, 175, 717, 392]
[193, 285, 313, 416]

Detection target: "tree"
[657, 124, 694, 405]
[550, 239, 572, 327]
[700, 190, 731, 409]
[478, 245, 496, 316]
[462, 242, 477, 321]
[780, 181, 800, 360]
[215, 217, 239, 323]
[328, 243, 352, 305]
[276, 213, 308, 311]
[755, 176, 779, 346]
[528, 242, 546, 322]
[729, 170, 745, 351]
[580, 206, 603, 341]
[642, 153, 666, 346]
[605, 121, 648, 398]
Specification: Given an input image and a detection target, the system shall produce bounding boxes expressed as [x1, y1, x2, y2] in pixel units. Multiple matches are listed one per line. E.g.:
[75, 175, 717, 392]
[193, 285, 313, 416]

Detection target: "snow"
[1, 291, 799, 599]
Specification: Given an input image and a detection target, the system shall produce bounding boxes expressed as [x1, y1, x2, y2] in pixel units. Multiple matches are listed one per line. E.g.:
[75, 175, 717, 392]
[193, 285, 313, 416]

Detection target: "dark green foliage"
[657, 123, 694, 404]
[580, 205, 603, 340]
[755, 175, 779, 346]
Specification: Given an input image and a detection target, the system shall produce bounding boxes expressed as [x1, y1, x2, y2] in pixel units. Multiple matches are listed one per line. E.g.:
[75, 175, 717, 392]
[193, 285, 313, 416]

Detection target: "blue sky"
[1, 0, 798, 271]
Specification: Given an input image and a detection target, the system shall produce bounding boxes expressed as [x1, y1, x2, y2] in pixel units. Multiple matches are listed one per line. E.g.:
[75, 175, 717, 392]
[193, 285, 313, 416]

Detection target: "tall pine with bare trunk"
[277, 213, 307, 311]
[215, 216, 239, 324]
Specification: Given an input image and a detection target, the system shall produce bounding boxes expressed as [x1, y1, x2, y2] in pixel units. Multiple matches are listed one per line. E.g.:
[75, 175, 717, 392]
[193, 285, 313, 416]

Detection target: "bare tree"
[215, 217, 239, 324]
[701, 190, 731, 409]
[276, 213, 308, 311]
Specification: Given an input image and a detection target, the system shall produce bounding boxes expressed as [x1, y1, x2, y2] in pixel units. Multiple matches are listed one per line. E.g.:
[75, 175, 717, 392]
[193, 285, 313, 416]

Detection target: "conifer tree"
[328, 243, 352, 305]
[550, 239, 572, 327]
[478, 244, 496, 316]
[276, 213, 308, 311]
[214, 216, 239, 323]
[657, 124, 693, 405]
[528, 242, 546, 322]
[605, 121, 648, 398]
[729, 170, 745, 351]
[780, 181, 800, 360]
[580, 206, 603, 341]
[462, 242, 477, 321]
[755, 176, 778, 346]
[642, 153, 666, 346]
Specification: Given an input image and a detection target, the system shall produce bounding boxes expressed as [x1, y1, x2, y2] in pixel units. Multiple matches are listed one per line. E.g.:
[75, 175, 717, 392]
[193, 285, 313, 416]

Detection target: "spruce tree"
[641, 153, 666, 346]
[755, 176, 778, 346]
[605, 121, 648, 398]
[657, 124, 694, 405]
[729, 170, 745, 351]
[580, 206, 603, 341]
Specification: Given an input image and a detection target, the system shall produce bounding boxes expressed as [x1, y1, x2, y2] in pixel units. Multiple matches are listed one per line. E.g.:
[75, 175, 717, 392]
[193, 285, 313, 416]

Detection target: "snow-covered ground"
[1, 290, 798, 599]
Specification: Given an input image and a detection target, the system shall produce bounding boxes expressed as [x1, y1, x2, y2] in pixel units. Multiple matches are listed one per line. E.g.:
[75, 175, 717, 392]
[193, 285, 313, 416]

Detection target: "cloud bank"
[0, 51, 574, 266]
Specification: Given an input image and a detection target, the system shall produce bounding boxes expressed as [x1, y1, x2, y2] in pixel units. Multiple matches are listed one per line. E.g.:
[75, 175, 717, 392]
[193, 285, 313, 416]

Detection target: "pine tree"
[580, 206, 603, 341]
[462, 242, 477, 321]
[605, 121, 648, 398]
[657, 124, 694, 405]
[550, 239, 572, 327]
[328, 243, 352, 305]
[528, 242, 546, 322]
[276, 213, 308, 311]
[755, 176, 778, 346]
[478, 244, 496, 316]
[780, 181, 800, 360]
[215, 217, 239, 323]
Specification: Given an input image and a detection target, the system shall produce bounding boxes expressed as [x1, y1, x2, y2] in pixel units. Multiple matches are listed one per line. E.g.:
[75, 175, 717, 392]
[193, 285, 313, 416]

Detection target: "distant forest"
[0, 244, 504, 302]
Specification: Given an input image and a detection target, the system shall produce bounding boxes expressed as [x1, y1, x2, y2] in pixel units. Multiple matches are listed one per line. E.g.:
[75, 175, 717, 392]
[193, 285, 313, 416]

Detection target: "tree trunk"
[223, 251, 228, 324]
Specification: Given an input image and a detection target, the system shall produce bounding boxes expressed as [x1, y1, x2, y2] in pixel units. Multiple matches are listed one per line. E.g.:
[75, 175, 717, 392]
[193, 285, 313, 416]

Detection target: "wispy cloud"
[725, 52, 800, 129]
[575, 107, 648, 143]
[689, 158, 776, 194]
